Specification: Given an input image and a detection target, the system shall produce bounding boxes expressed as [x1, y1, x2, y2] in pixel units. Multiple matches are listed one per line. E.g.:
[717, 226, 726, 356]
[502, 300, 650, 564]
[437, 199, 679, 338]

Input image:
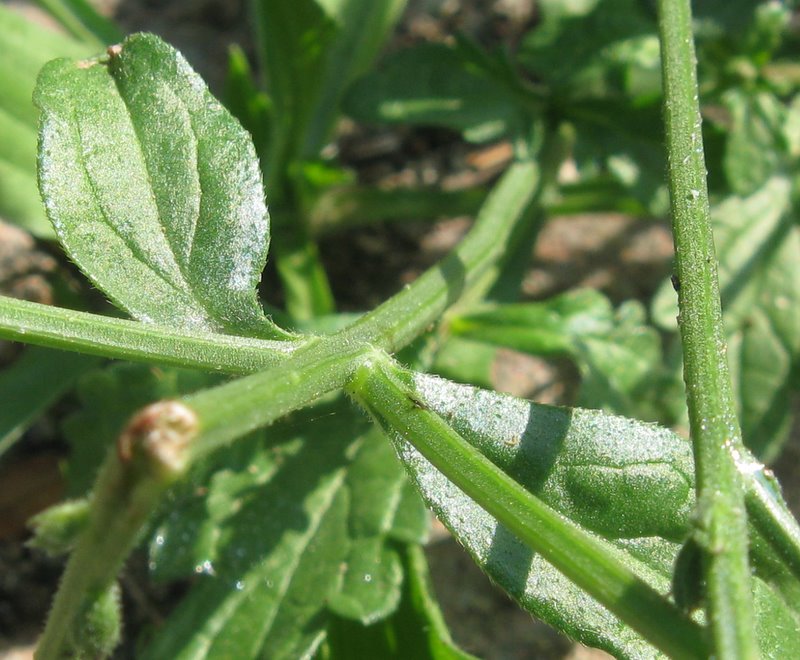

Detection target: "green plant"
[1, 0, 800, 658]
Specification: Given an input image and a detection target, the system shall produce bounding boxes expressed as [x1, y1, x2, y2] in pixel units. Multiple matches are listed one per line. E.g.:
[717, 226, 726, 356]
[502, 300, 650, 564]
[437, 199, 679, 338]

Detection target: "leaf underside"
[35, 33, 280, 338]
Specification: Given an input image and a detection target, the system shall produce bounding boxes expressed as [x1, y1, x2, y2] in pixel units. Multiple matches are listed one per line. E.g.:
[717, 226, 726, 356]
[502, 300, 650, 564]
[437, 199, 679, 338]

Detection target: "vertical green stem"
[656, 1, 757, 657]
[267, 180, 336, 321]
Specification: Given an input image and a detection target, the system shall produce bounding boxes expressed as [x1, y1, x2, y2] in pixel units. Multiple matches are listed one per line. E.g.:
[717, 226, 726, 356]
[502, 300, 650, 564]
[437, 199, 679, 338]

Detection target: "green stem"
[0, 296, 300, 374]
[743, 458, 800, 583]
[35, 400, 198, 659]
[184, 338, 371, 460]
[32, 154, 547, 651]
[346, 352, 707, 659]
[657, 1, 757, 657]
[151, 158, 545, 457]
[10, 294, 799, 587]
[344, 158, 541, 352]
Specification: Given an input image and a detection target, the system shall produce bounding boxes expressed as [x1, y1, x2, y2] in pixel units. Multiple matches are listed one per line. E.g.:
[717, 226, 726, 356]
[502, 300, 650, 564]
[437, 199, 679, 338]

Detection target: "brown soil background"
[1, 1, 799, 658]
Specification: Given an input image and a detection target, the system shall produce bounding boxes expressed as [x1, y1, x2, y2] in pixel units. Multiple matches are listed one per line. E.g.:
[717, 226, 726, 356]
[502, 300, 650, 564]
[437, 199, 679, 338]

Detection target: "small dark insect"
[671, 273, 681, 292]
[408, 395, 427, 411]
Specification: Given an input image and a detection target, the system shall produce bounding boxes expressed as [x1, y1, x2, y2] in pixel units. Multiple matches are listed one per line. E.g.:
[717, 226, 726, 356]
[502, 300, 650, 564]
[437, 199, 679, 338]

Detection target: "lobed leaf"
[518, 0, 669, 214]
[35, 33, 285, 337]
[518, 0, 657, 100]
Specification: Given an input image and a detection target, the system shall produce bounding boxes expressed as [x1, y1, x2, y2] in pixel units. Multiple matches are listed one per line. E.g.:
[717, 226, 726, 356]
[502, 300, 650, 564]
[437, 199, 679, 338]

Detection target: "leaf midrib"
[106, 67, 215, 327]
[70, 103, 204, 316]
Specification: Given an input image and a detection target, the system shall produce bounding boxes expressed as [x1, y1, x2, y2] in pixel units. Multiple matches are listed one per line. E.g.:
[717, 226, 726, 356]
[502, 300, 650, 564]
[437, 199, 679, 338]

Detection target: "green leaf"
[324, 545, 475, 660]
[431, 337, 499, 393]
[0, 5, 87, 236]
[693, 0, 787, 54]
[514, 1, 670, 210]
[653, 178, 800, 459]
[61, 363, 427, 656]
[143, 422, 352, 659]
[28, 499, 91, 557]
[752, 574, 800, 657]
[450, 290, 614, 357]
[142, 402, 427, 658]
[0, 113, 48, 237]
[252, 0, 405, 165]
[569, 100, 668, 215]
[344, 42, 529, 143]
[300, 0, 407, 155]
[667, 536, 800, 658]
[358, 368, 680, 657]
[68, 582, 121, 658]
[223, 44, 272, 159]
[410, 373, 694, 543]
[341, 429, 429, 545]
[518, 0, 658, 99]
[449, 290, 664, 419]
[32, 0, 122, 46]
[723, 90, 790, 196]
[327, 538, 403, 624]
[574, 300, 663, 419]
[0, 348, 99, 461]
[750, 526, 800, 619]
[34, 33, 285, 338]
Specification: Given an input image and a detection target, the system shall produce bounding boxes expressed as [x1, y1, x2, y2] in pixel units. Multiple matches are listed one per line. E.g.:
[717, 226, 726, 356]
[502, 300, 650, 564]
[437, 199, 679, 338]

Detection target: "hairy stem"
[657, 0, 757, 655]
[35, 401, 198, 659]
[0, 296, 300, 374]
